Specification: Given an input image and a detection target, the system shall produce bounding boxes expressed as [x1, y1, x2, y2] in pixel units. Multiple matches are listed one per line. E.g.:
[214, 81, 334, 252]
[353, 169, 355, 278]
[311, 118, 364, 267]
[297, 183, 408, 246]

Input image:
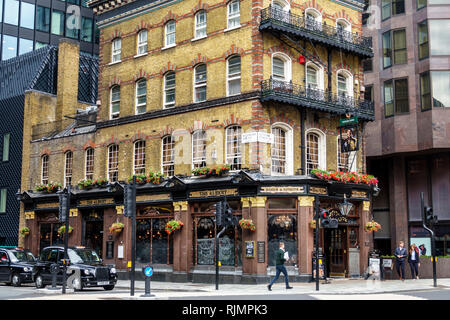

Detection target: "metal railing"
[260, 7, 372, 50]
[261, 78, 374, 117]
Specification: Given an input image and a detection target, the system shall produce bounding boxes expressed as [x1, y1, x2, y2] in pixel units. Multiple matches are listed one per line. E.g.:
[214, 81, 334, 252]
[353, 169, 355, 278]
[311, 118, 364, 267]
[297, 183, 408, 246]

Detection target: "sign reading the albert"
[189, 188, 238, 199]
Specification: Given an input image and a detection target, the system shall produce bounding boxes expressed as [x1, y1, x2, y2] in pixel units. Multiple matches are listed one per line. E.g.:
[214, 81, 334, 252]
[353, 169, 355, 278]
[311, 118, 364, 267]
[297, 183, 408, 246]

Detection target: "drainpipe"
[300, 108, 306, 175]
[327, 47, 332, 97]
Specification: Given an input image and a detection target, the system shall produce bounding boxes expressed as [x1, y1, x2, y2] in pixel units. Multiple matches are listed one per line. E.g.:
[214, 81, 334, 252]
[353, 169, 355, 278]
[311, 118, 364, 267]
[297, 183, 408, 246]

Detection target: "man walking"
[394, 241, 407, 281]
[268, 242, 293, 291]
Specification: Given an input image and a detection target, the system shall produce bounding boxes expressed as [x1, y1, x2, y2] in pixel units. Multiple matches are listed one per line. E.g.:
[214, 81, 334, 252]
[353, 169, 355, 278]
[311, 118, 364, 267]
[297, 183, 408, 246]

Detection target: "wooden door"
[326, 227, 347, 277]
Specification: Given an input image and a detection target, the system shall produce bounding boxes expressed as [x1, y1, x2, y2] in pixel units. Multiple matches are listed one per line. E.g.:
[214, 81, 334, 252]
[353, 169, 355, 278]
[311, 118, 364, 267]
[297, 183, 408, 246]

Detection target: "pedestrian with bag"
[408, 244, 420, 280]
[268, 241, 293, 291]
[394, 241, 407, 281]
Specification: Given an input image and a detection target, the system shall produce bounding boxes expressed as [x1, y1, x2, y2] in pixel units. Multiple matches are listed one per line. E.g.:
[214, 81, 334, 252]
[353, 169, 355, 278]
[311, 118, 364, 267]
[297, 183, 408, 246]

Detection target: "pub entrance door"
[324, 227, 348, 277]
[82, 210, 104, 258]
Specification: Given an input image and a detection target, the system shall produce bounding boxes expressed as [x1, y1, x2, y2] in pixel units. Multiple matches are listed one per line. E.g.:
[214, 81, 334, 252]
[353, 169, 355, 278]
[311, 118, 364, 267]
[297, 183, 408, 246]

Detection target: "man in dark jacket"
[394, 241, 407, 281]
[268, 242, 293, 291]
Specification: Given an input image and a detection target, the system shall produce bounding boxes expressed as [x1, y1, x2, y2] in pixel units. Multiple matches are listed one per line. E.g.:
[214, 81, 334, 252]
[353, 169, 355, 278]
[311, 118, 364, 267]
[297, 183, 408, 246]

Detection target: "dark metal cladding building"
[0, 43, 98, 245]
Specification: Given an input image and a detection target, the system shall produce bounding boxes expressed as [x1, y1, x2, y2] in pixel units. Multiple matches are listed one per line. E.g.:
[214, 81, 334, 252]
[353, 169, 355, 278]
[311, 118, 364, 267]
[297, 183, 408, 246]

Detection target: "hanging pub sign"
[338, 123, 359, 153]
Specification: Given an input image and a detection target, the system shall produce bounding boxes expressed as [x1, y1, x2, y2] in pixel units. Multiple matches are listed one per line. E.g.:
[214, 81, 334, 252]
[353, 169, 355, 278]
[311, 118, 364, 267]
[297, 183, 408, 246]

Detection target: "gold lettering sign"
[309, 187, 327, 195]
[36, 202, 59, 209]
[79, 198, 115, 206]
[352, 190, 367, 198]
[25, 211, 35, 220]
[260, 186, 305, 194]
[189, 188, 238, 198]
[136, 194, 171, 202]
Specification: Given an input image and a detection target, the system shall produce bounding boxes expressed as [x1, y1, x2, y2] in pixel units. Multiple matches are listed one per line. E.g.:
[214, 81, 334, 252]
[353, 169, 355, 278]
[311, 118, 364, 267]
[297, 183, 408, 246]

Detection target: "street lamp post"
[62, 184, 71, 294]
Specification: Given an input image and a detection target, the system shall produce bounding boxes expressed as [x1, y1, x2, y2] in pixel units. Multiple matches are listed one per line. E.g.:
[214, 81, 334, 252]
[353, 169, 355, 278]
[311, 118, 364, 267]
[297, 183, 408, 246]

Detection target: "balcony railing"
[260, 78, 374, 120]
[260, 7, 373, 57]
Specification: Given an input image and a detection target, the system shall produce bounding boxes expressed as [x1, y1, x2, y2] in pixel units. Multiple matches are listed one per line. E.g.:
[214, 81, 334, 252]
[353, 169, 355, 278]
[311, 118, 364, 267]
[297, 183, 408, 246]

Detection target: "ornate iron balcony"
[260, 78, 374, 121]
[260, 7, 373, 58]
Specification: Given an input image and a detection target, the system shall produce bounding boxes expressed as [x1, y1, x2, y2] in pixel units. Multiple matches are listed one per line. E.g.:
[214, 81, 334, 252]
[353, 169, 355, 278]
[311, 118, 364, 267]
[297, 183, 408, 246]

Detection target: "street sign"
[144, 266, 153, 277]
[242, 132, 274, 144]
[339, 116, 358, 126]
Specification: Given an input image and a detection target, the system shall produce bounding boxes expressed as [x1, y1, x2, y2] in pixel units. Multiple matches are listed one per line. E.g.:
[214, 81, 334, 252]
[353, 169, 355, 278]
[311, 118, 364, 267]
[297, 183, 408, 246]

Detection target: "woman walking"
[408, 244, 420, 280]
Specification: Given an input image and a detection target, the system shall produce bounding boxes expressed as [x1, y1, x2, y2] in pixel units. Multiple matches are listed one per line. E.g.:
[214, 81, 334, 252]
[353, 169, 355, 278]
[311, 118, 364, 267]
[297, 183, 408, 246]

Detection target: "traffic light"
[214, 201, 224, 226]
[124, 184, 135, 218]
[423, 206, 437, 226]
[319, 209, 338, 229]
[58, 192, 69, 222]
[223, 203, 236, 227]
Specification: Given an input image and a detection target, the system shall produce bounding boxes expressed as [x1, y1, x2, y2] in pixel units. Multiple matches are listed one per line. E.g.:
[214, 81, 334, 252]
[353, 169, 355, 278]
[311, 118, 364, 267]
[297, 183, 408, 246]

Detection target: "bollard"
[48, 263, 59, 290]
[141, 265, 154, 297]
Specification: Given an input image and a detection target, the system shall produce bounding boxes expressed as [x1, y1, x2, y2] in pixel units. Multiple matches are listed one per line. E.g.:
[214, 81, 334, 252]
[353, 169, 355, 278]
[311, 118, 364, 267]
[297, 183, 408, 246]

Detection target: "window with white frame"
[134, 140, 146, 175]
[137, 29, 148, 55]
[194, 64, 207, 102]
[195, 10, 207, 39]
[108, 144, 119, 182]
[64, 151, 73, 187]
[112, 38, 121, 62]
[225, 125, 242, 170]
[227, 55, 241, 96]
[227, 0, 240, 29]
[41, 154, 49, 185]
[336, 19, 352, 42]
[135, 79, 147, 114]
[272, 0, 290, 11]
[162, 135, 174, 176]
[85, 148, 94, 180]
[305, 8, 322, 31]
[110, 85, 120, 119]
[164, 72, 176, 108]
[306, 129, 326, 174]
[271, 127, 287, 174]
[272, 53, 291, 82]
[272, 0, 290, 23]
[306, 62, 324, 90]
[165, 20, 176, 47]
[337, 70, 353, 97]
[192, 130, 206, 169]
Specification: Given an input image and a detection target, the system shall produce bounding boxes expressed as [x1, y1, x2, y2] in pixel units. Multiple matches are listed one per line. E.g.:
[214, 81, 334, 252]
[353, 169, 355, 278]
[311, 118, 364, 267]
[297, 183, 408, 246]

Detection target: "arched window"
[192, 130, 206, 169]
[336, 69, 353, 97]
[162, 135, 174, 176]
[272, 0, 289, 11]
[306, 62, 324, 90]
[306, 129, 326, 174]
[227, 55, 241, 96]
[110, 85, 120, 119]
[164, 72, 176, 108]
[194, 64, 207, 102]
[85, 148, 94, 180]
[137, 29, 148, 55]
[195, 10, 207, 39]
[165, 20, 176, 47]
[225, 125, 242, 170]
[64, 151, 73, 187]
[107, 144, 119, 182]
[135, 79, 147, 114]
[227, 0, 240, 29]
[112, 38, 121, 62]
[134, 140, 146, 175]
[305, 8, 322, 31]
[272, 0, 290, 22]
[41, 154, 49, 185]
[272, 53, 291, 82]
[271, 123, 293, 175]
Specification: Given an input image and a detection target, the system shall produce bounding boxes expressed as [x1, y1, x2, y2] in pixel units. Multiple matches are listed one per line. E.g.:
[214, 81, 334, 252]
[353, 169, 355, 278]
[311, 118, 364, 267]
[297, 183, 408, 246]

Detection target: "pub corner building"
[18, 171, 379, 283]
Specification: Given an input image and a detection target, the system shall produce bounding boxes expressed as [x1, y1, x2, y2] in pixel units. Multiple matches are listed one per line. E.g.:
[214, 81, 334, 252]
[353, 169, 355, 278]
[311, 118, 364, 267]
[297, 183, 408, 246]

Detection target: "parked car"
[33, 246, 117, 290]
[0, 247, 36, 286]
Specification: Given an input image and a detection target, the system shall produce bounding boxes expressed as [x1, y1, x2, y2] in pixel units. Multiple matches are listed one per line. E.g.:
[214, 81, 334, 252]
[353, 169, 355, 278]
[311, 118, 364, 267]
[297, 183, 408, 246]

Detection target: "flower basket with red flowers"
[310, 169, 379, 187]
[191, 165, 231, 177]
[128, 174, 148, 185]
[78, 178, 109, 190]
[165, 220, 184, 235]
[148, 171, 165, 185]
[364, 220, 382, 233]
[109, 222, 124, 234]
[34, 182, 62, 193]
[238, 219, 256, 231]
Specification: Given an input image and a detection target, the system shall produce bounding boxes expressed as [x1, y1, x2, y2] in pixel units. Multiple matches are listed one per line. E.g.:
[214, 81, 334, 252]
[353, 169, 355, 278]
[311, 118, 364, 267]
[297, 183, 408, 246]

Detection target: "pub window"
[135, 79, 147, 115]
[133, 140, 146, 175]
[41, 154, 49, 185]
[227, 0, 240, 29]
[110, 85, 120, 119]
[111, 38, 121, 63]
[39, 223, 64, 252]
[64, 151, 73, 187]
[268, 198, 296, 209]
[225, 125, 242, 170]
[195, 10, 207, 39]
[192, 130, 207, 169]
[137, 29, 148, 55]
[165, 20, 176, 47]
[418, 20, 429, 60]
[164, 72, 176, 108]
[85, 148, 94, 180]
[194, 64, 207, 102]
[108, 144, 119, 182]
[227, 55, 241, 96]
[268, 215, 297, 266]
[162, 135, 174, 176]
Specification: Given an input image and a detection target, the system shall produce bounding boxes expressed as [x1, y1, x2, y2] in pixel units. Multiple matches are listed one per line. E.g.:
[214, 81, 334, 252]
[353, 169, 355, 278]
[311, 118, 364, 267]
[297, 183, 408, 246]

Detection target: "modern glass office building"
[0, 0, 98, 61]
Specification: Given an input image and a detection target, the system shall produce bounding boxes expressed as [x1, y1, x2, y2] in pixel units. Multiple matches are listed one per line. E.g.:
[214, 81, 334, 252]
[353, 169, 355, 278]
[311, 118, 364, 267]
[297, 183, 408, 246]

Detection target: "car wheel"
[35, 274, 45, 289]
[11, 273, 21, 287]
[103, 285, 115, 291]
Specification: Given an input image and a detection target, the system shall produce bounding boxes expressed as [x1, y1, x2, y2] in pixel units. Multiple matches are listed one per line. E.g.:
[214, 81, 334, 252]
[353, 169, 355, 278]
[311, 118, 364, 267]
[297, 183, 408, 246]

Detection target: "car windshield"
[8, 250, 36, 263]
[68, 249, 101, 264]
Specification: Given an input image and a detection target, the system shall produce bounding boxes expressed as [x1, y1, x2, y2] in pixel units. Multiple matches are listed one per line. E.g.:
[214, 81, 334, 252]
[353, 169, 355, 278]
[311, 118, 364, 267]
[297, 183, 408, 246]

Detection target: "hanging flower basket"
[34, 182, 62, 193]
[310, 169, 378, 187]
[165, 220, 184, 235]
[57, 225, 73, 236]
[309, 220, 316, 229]
[19, 227, 30, 237]
[109, 222, 124, 234]
[364, 220, 381, 233]
[239, 219, 256, 231]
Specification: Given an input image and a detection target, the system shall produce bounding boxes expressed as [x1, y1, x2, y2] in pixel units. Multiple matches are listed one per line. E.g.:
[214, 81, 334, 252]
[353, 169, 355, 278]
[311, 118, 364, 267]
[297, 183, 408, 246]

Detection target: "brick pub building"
[18, 0, 379, 282]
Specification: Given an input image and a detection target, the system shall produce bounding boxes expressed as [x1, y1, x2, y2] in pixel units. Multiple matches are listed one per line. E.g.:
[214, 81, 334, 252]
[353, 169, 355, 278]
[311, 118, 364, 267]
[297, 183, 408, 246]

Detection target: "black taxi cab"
[0, 247, 36, 286]
[33, 246, 117, 290]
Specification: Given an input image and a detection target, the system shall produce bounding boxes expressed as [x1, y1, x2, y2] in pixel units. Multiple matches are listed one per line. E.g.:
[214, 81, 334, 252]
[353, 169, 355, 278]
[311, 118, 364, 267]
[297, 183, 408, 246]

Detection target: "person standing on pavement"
[408, 244, 420, 280]
[268, 242, 293, 291]
[394, 241, 407, 281]
[419, 244, 427, 256]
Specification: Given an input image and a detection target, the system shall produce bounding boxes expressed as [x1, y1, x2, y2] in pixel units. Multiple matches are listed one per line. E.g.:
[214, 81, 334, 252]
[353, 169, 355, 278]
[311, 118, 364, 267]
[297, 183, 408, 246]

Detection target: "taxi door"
[0, 250, 11, 282]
